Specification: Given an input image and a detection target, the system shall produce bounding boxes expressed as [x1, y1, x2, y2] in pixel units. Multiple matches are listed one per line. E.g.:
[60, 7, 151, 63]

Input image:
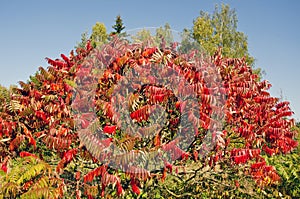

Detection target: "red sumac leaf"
[9, 135, 26, 151]
[251, 162, 266, 170]
[64, 149, 78, 163]
[116, 181, 124, 196]
[81, 119, 90, 129]
[61, 54, 71, 66]
[20, 151, 37, 158]
[103, 125, 116, 134]
[84, 166, 106, 183]
[233, 154, 249, 165]
[0, 158, 8, 173]
[130, 178, 140, 195]
[56, 149, 77, 173]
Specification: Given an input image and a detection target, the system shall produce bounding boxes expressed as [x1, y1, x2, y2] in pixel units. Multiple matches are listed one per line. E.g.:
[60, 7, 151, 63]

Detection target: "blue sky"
[0, 0, 299, 121]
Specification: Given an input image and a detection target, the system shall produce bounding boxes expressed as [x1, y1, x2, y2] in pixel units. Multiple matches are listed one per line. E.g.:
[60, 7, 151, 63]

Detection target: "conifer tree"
[112, 15, 125, 35]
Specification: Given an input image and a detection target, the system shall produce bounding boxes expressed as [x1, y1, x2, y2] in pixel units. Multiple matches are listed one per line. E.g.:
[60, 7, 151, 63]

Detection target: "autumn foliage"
[0, 35, 298, 198]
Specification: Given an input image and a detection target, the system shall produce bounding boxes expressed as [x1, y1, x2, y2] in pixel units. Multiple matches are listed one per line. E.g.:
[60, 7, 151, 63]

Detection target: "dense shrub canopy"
[0, 35, 298, 198]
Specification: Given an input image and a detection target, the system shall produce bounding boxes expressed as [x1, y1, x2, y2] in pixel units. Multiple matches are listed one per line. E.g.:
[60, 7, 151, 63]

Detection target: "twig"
[163, 184, 194, 198]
